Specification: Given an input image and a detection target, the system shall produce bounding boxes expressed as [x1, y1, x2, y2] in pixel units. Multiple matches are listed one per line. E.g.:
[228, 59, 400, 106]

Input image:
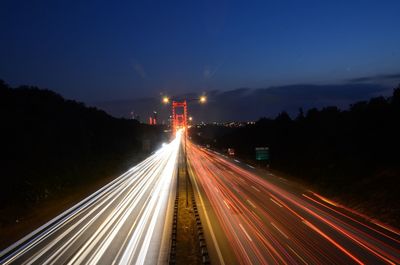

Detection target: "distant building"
[130, 111, 141, 122]
[149, 111, 158, 125]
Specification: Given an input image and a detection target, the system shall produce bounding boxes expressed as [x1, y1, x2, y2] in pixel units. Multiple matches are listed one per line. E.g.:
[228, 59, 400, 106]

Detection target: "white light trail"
[0, 131, 182, 265]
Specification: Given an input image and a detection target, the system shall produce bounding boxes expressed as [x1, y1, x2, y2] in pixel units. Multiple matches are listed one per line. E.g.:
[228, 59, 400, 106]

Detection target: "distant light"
[163, 97, 170, 104]
[199, 96, 206, 103]
[189, 116, 193, 121]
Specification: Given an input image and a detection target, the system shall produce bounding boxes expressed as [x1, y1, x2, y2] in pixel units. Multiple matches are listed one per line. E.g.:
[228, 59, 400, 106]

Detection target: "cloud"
[203, 68, 211, 79]
[187, 83, 390, 122]
[94, 83, 391, 123]
[348, 73, 400, 83]
[133, 63, 147, 79]
[203, 62, 224, 79]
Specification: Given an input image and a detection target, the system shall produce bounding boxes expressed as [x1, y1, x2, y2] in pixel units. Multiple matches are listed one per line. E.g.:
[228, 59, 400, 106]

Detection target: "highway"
[187, 142, 400, 265]
[0, 132, 181, 265]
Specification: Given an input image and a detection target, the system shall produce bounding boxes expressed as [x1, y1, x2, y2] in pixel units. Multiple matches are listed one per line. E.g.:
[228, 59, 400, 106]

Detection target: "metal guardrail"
[169, 166, 210, 264]
[191, 184, 211, 264]
[168, 175, 179, 264]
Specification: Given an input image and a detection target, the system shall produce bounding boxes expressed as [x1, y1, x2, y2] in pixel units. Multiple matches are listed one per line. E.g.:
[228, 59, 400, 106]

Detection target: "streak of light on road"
[0, 131, 182, 265]
[188, 142, 400, 264]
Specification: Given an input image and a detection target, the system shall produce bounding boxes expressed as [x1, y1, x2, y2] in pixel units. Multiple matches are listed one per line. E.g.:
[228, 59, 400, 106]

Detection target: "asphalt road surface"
[0, 132, 181, 265]
[187, 142, 400, 265]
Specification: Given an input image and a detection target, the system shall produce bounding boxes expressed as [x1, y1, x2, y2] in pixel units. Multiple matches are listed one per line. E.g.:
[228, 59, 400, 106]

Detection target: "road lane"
[188, 142, 400, 265]
[0, 132, 182, 265]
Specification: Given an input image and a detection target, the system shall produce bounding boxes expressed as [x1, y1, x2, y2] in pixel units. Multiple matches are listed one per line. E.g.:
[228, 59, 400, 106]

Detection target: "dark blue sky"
[1, 0, 400, 118]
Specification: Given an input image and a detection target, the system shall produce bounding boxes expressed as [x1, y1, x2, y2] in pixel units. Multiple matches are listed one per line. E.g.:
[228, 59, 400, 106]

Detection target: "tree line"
[0, 80, 165, 227]
[190, 85, 400, 224]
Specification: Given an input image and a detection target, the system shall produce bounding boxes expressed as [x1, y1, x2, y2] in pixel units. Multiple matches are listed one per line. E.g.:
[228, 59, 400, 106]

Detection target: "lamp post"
[163, 95, 206, 207]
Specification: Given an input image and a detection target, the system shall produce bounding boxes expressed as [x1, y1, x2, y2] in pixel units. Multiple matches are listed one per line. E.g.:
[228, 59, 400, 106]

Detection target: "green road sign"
[255, 147, 269, 161]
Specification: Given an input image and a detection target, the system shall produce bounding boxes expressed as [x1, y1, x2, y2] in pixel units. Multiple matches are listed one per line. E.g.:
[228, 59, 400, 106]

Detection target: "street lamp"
[162, 96, 170, 104]
[162, 96, 206, 105]
[199, 96, 206, 103]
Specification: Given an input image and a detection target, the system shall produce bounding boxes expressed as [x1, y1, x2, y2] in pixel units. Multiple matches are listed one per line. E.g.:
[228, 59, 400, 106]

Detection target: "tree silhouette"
[0, 81, 165, 227]
[191, 84, 400, 224]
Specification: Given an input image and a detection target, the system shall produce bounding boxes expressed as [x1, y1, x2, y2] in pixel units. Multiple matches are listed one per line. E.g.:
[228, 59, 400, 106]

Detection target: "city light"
[199, 96, 206, 103]
[162, 96, 170, 104]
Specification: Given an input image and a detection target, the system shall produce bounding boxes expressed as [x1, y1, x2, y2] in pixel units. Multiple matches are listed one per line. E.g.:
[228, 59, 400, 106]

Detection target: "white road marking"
[239, 223, 252, 242]
[287, 244, 308, 265]
[271, 222, 289, 239]
[188, 165, 226, 265]
[247, 199, 257, 209]
[270, 198, 283, 208]
[223, 200, 230, 209]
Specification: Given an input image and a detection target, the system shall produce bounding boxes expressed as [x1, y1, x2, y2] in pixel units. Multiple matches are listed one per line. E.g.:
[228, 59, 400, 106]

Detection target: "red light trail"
[187, 142, 400, 264]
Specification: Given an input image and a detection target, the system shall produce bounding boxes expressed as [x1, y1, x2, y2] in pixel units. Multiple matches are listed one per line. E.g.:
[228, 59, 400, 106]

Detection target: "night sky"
[1, 0, 400, 121]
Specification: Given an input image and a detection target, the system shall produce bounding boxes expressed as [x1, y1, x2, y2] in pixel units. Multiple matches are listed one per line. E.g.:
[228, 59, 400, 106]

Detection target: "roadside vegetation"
[0, 80, 165, 247]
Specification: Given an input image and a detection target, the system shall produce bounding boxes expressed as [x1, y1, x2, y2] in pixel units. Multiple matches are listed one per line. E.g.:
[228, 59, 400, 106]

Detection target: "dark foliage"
[191, 85, 400, 224]
[0, 80, 165, 225]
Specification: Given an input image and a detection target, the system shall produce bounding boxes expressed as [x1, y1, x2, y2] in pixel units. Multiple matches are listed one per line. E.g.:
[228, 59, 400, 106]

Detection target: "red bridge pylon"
[171, 100, 187, 136]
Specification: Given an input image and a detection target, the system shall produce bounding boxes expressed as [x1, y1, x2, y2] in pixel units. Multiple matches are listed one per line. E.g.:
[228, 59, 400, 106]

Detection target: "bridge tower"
[171, 100, 187, 136]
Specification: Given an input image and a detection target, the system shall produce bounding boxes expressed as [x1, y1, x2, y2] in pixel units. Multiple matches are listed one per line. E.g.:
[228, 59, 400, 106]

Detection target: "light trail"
[0, 131, 182, 265]
[188, 142, 400, 264]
